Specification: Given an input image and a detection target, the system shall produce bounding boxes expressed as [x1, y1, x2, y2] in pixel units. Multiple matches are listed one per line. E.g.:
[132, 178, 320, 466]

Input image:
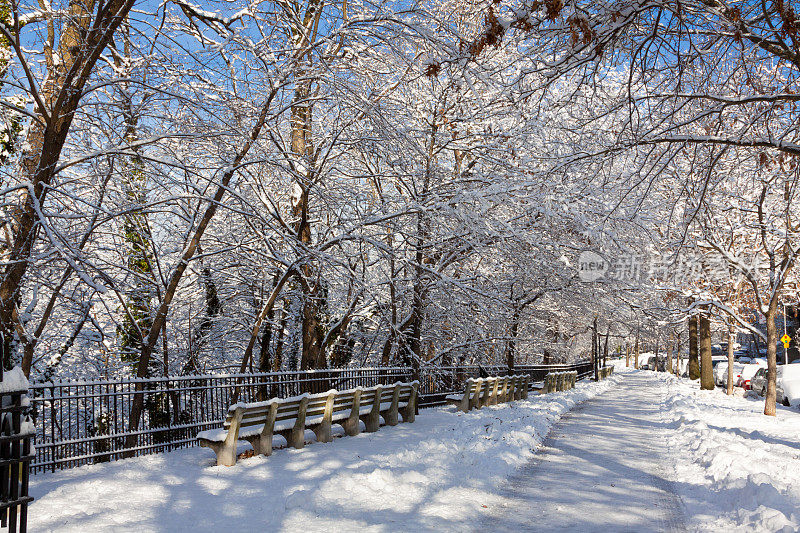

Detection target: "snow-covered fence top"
[0, 367, 29, 393]
[27, 362, 592, 475]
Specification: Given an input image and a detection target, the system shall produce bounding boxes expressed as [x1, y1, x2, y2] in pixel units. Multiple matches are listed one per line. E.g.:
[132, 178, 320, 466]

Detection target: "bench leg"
[344, 390, 362, 436]
[469, 379, 482, 410]
[288, 428, 305, 448]
[343, 417, 360, 436]
[199, 439, 236, 467]
[251, 434, 273, 456]
[289, 397, 309, 449]
[216, 441, 238, 467]
[385, 384, 401, 426]
[363, 387, 382, 432]
[253, 403, 277, 456]
[401, 383, 418, 423]
[314, 392, 336, 443]
[480, 381, 490, 408]
[312, 423, 331, 443]
[207, 406, 245, 466]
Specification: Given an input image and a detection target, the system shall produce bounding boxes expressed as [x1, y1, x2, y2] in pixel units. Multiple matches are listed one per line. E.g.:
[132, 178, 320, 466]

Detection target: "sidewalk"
[481, 372, 684, 532]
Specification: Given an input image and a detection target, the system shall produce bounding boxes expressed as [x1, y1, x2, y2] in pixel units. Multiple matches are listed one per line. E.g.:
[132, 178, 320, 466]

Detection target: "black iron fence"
[0, 368, 34, 532]
[28, 367, 412, 474]
[28, 361, 592, 475]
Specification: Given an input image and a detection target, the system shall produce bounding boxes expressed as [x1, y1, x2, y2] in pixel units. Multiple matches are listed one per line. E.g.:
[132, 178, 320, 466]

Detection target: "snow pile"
[29, 376, 617, 531]
[658, 372, 800, 532]
[0, 367, 29, 393]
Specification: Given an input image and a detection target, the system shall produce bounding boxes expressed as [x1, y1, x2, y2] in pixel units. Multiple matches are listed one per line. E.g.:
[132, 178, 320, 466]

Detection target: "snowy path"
[481, 372, 684, 532]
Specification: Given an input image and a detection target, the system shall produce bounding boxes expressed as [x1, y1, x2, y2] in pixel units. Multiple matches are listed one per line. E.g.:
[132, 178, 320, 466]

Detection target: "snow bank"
[29, 377, 616, 532]
[656, 372, 800, 532]
[0, 367, 29, 393]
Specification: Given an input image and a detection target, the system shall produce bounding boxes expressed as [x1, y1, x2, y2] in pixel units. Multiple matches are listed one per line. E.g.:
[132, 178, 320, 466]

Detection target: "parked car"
[751, 368, 768, 396]
[714, 356, 758, 386]
[642, 355, 659, 371]
[711, 355, 727, 366]
[723, 363, 745, 388]
[777, 365, 800, 407]
[714, 361, 729, 386]
[736, 361, 769, 390]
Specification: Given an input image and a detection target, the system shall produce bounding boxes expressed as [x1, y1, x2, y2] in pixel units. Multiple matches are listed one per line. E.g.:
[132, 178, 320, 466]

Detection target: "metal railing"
[0, 371, 34, 532]
[27, 361, 592, 474]
[28, 367, 412, 474]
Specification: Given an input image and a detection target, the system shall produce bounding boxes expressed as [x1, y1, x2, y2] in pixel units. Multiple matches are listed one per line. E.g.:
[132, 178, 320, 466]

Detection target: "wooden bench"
[599, 366, 614, 379]
[541, 371, 577, 393]
[445, 375, 529, 412]
[197, 380, 419, 466]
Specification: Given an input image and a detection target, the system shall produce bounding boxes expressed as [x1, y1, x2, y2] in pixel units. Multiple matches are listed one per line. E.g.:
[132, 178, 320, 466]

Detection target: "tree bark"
[291, 70, 325, 371]
[699, 312, 714, 390]
[765, 300, 779, 416]
[726, 325, 735, 395]
[666, 337, 673, 374]
[506, 307, 520, 371]
[273, 306, 287, 372]
[592, 317, 598, 381]
[688, 311, 700, 380]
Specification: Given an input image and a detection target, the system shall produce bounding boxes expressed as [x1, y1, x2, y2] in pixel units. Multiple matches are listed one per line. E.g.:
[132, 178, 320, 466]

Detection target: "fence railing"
[27, 361, 592, 474]
[0, 368, 34, 532]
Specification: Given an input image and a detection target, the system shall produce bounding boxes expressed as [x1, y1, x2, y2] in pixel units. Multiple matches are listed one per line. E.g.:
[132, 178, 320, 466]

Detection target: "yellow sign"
[782, 334, 792, 348]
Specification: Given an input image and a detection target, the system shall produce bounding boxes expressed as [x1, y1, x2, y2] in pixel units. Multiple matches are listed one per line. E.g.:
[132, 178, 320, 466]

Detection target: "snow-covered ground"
[654, 369, 800, 532]
[29, 365, 800, 532]
[28, 377, 617, 532]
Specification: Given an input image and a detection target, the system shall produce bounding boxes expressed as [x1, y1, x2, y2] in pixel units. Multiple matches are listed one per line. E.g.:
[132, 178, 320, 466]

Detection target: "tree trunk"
[603, 328, 609, 369]
[726, 325, 735, 395]
[506, 307, 520, 371]
[408, 221, 427, 381]
[699, 312, 714, 390]
[273, 306, 287, 372]
[625, 343, 630, 367]
[666, 331, 673, 374]
[291, 72, 326, 372]
[592, 318, 598, 381]
[634, 333, 640, 370]
[654, 338, 660, 371]
[765, 301, 779, 416]
[258, 317, 274, 373]
[688, 312, 700, 380]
